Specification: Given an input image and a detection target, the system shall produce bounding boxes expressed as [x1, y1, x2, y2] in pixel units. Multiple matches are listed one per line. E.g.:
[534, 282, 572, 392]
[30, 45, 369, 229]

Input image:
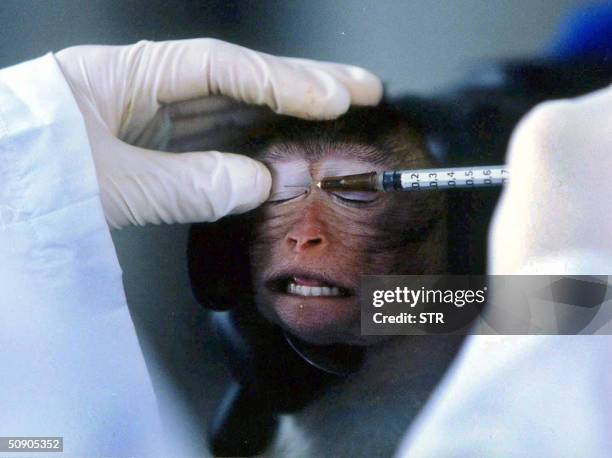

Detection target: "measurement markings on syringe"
[399, 167, 508, 191]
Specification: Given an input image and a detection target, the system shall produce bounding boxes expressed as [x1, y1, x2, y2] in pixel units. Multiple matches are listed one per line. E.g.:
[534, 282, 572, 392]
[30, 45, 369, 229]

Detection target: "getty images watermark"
[361, 275, 612, 335]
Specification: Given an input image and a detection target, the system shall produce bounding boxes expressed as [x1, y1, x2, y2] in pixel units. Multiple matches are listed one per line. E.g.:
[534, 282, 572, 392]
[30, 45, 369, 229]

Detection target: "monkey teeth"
[287, 282, 342, 297]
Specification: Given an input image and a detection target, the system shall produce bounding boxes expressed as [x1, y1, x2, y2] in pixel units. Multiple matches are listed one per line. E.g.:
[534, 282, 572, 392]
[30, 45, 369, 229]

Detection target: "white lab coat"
[0, 55, 163, 456]
[397, 335, 612, 457]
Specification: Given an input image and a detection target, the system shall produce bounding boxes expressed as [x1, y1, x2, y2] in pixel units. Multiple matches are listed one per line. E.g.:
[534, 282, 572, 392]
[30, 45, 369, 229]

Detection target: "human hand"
[55, 39, 382, 228]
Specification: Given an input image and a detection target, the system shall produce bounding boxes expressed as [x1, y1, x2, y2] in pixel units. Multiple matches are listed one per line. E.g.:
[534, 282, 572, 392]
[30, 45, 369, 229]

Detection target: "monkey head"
[249, 106, 447, 346]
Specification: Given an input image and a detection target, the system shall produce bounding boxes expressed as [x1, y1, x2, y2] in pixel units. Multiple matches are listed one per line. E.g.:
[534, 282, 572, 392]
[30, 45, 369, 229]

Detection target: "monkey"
[189, 103, 465, 457]
[250, 106, 464, 457]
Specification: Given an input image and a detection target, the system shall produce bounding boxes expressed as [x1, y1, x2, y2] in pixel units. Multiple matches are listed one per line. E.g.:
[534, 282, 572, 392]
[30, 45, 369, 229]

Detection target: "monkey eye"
[330, 191, 379, 205]
[267, 188, 308, 204]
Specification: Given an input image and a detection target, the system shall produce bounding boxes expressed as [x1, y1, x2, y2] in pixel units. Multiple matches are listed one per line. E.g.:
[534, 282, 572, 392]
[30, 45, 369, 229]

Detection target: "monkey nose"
[285, 230, 327, 252]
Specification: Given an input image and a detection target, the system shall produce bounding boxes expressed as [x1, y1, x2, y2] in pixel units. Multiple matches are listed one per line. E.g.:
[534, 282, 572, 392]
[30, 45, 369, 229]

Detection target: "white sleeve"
[397, 334, 612, 457]
[0, 55, 164, 456]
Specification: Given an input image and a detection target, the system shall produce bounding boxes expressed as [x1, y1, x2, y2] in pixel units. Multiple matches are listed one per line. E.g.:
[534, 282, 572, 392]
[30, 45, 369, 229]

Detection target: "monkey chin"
[256, 292, 367, 346]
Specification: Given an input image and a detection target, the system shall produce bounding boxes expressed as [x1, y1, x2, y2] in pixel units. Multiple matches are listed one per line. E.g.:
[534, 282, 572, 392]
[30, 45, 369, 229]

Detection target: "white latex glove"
[489, 84, 612, 274]
[54, 38, 382, 229]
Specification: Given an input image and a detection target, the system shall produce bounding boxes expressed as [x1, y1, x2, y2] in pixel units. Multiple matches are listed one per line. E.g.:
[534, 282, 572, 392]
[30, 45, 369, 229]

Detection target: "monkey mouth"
[267, 273, 353, 298]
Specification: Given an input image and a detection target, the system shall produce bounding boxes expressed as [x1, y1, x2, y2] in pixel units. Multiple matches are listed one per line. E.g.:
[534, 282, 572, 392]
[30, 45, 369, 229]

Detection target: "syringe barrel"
[381, 165, 508, 191]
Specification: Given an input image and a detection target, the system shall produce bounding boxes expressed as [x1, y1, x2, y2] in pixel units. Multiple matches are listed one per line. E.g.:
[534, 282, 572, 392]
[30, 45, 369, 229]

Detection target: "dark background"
[0, 0, 587, 454]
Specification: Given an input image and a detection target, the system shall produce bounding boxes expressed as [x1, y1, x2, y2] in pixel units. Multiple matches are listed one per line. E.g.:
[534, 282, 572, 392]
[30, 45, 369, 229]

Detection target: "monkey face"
[251, 136, 446, 346]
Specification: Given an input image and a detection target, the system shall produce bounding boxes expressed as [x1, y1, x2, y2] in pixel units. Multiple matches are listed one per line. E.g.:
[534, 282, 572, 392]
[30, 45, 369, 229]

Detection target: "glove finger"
[284, 57, 383, 106]
[127, 39, 381, 128]
[97, 140, 272, 228]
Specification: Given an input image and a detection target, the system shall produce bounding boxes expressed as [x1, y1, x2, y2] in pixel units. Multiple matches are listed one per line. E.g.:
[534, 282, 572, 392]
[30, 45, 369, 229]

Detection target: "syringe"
[317, 165, 508, 192]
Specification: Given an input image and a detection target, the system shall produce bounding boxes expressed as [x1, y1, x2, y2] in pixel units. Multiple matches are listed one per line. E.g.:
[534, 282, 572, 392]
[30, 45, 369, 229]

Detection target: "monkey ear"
[187, 213, 256, 310]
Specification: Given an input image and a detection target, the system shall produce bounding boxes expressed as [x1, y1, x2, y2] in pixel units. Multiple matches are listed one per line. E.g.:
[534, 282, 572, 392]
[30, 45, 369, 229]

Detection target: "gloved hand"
[54, 39, 382, 229]
[489, 84, 612, 274]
